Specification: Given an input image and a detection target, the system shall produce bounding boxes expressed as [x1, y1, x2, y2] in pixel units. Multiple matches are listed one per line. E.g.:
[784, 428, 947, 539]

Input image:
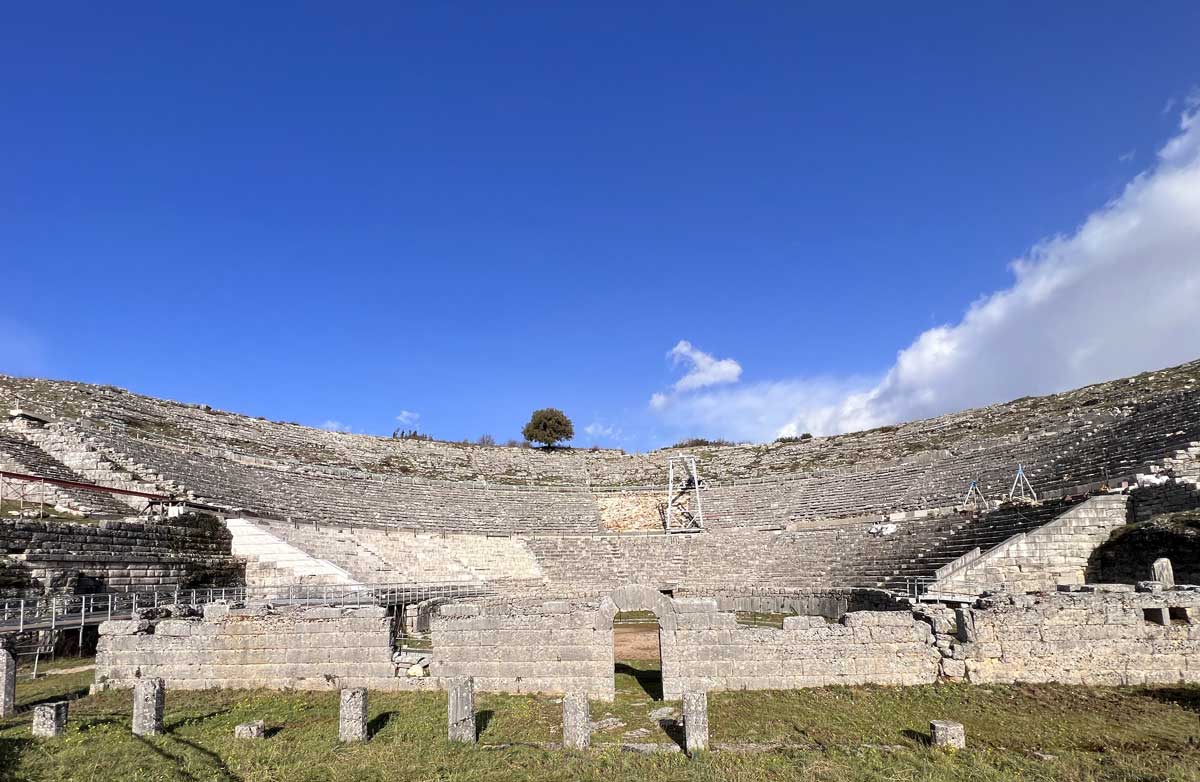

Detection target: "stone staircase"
[924, 494, 1131, 597]
[864, 501, 1080, 585]
[225, 518, 360, 589]
[14, 422, 167, 510]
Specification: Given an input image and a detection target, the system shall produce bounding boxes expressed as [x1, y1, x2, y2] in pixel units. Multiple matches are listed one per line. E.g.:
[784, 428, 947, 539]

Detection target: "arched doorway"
[595, 584, 678, 701]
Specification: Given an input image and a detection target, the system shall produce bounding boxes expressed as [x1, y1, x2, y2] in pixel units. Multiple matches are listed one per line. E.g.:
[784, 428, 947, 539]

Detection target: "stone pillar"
[32, 701, 69, 737]
[0, 649, 14, 719]
[930, 719, 966, 749]
[447, 676, 476, 743]
[1152, 558, 1175, 588]
[339, 688, 369, 743]
[561, 692, 590, 750]
[234, 720, 266, 740]
[132, 678, 165, 736]
[682, 690, 709, 755]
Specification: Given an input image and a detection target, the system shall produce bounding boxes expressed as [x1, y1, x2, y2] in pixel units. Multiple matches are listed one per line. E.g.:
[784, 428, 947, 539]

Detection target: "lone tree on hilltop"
[522, 408, 574, 448]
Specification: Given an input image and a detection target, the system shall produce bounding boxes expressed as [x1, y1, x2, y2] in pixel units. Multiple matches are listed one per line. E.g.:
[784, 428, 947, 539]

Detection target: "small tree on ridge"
[522, 408, 574, 448]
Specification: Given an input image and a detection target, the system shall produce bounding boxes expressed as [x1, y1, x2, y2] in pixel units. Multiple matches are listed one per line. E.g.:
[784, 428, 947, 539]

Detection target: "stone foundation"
[93, 585, 1200, 699]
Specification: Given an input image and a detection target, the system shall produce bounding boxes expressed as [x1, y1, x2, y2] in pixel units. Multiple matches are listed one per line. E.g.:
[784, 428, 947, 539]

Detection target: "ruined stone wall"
[949, 588, 1200, 685]
[669, 603, 941, 694]
[94, 605, 436, 692]
[0, 515, 240, 594]
[431, 599, 614, 698]
[676, 586, 906, 619]
[94, 585, 1200, 698]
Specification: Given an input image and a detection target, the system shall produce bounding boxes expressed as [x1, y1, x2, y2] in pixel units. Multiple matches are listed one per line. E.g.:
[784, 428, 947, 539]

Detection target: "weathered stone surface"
[682, 691, 708, 755]
[0, 649, 14, 718]
[447, 676, 476, 743]
[562, 692, 590, 750]
[1153, 558, 1176, 587]
[32, 701, 68, 737]
[339, 688, 368, 743]
[234, 720, 266, 739]
[132, 678, 165, 736]
[930, 719, 965, 749]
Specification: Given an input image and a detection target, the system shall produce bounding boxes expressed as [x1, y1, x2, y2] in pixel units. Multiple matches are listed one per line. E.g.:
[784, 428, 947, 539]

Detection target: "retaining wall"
[0, 514, 241, 594]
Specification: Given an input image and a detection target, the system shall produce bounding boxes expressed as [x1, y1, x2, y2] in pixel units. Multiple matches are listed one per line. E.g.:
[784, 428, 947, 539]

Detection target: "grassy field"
[2, 657, 1199, 781]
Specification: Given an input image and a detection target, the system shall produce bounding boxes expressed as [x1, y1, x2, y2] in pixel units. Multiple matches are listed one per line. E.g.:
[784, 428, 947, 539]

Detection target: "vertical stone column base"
[562, 693, 590, 750]
[132, 678, 165, 737]
[447, 676, 476, 743]
[32, 702, 69, 737]
[339, 688, 369, 743]
[683, 691, 709, 755]
[930, 720, 966, 749]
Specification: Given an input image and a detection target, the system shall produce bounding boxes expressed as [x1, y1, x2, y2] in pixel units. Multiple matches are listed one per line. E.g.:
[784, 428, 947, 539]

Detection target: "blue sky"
[3, 4, 1199, 450]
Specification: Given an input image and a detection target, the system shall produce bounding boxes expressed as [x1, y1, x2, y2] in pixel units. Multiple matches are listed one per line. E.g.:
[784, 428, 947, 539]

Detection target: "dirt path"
[614, 623, 661, 660]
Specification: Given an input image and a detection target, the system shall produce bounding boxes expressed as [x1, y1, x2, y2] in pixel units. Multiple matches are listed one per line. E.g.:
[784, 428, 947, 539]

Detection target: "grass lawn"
[1, 657, 1199, 781]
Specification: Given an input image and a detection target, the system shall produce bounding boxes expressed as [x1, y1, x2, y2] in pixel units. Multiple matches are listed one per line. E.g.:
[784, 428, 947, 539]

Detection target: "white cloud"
[395, 410, 420, 425]
[1119, 148, 1135, 163]
[320, 420, 352, 433]
[584, 421, 625, 441]
[649, 341, 742, 410]
[651, 105, 1200, 442]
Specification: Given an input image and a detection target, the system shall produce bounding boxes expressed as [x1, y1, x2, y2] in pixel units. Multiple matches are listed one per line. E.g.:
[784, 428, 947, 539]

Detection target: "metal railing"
[0, 581, 493, 634]
[902, 576, 936, 601]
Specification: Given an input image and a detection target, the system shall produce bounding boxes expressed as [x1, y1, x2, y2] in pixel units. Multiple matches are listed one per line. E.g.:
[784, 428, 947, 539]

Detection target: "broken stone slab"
[132, 678, 165, 736]
[682, 691, 709, 755]
[930, 720, 965, 749]
[591, 716, 625, 732]
[648, 706, 677, 722]
[1137, 581, 1166, 593]
[562, 692, 590, 750]
[339, 688, 368, 743]
[234, 720, 266, 740]
[1152, 558, 1175, 588]
[447, 676, 476, 743]
[32, 701, 68, 737]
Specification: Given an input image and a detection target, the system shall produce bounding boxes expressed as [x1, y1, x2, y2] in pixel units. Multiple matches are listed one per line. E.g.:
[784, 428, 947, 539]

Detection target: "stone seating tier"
[0, 362, 1196, 535]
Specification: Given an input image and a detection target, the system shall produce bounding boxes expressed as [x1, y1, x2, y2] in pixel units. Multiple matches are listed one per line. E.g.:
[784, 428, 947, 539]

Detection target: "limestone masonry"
[3, 359, 1200, 707]
[94, 584, 1200, 698]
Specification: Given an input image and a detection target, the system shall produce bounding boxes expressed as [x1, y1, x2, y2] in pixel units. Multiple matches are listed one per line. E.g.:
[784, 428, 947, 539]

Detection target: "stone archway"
[593, 584, 680, 701]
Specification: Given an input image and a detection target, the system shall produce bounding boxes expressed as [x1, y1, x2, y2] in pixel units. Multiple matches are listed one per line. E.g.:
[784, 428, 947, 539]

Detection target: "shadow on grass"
[900, 728, 931, 747]
[0, 736, 31, 779]
[368, 711, 395, 738]
[657, 718, 686, 751]
[19, 686, 91, 712]
[476, 709, 494, 739]
[615, 663, 663, 701]
[134, 733, 242, 782]
[1140, 687, 1200, 715]
[166, 708, 232, 731]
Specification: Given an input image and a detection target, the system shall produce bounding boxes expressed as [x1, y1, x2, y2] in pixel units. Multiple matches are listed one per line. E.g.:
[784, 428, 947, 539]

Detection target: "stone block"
[132, 678, 165, 736]
[447, 676, 476, 743]
[32, 701, 68, 737]
[99, 619, 152, 636]
[339, 688, 368, 743]
[930, 720, 966, 749]
[682, 690, 709, 755]
[561, 692, 590, 749]
[234, 720, 266, 739]
[1152, 559, 1176, 588]
[0, 649, 14, 718]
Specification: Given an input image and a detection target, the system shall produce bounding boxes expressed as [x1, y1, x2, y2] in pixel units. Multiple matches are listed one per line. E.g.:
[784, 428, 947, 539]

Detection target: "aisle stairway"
[225, 518, 361, 589]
